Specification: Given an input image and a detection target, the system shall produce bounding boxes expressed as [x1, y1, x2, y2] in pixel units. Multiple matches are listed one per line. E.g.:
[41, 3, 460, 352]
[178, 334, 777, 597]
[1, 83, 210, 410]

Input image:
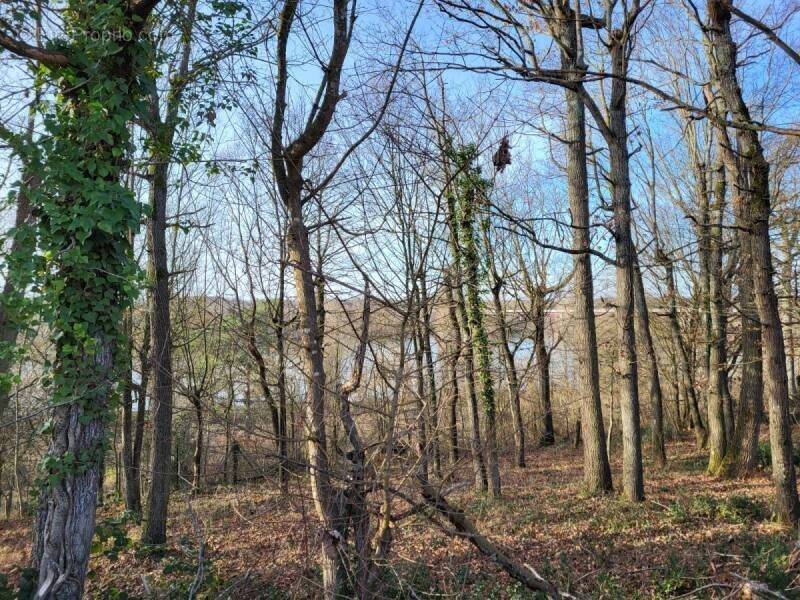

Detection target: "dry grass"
[1, 435, 798, 598]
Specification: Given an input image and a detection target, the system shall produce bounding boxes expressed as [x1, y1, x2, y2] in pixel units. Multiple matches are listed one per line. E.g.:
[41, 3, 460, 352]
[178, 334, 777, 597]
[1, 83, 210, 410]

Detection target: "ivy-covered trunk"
[18, 2, 158, 595]
[34, 340, 115, 597]
[452, 147, 501, 498]
[443, 270, 462, 464]
[445, 189, 487, 492]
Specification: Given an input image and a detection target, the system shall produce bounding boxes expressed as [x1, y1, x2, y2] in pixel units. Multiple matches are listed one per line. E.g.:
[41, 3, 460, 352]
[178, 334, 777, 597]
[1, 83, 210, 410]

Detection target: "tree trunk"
[140, 0, 197, 541]
[706, 0, 800, 524]
[34, 338, 114, 598]
[275, 245, 290, 492]
[720, 235, 763, 477]
[444, 271, 461, 463]
[660, 256, 707, 446]
[122, 313, 139, 516]
[191, 394, 203, 492]
[513, 237, 552, 450]
[632, 253, 666, 467]
[285, 166, 343, 594]
[609, 34, 644, 502]
[446, 191, 487, 493]
[707, 163, 731, 474]
[132, 320, 149, 511]
[558, 10, 612, 493]
[412, 301, 430, 483]
[231, 440, 240, 485]
[419, 274, 441, 477]
[457, 163, 501, 498]
[533, 298, 554, 447]
[487, 241, 526, 464]
[143, 157, 174, 545]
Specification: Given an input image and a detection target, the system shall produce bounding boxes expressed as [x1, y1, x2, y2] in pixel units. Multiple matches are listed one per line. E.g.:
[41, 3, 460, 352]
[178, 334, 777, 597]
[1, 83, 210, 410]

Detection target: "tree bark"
[707, 163, 731, 474]
[122, 307, 149, 518]
[141, 0, 198, 539]
[419, 273, 441, 477]
[444, 271, 462, 463]
[142, 157, 174, 545]
[706, 0, 800, 524]
[720, 236, 763, 477]
[412, 298, 430, 483]
[190, 394, 203, 492]
[557, 5, 612, 493]
[534, 299, 554, 448]
[34, 339, 114, 598]
[609, 33, 644, 501]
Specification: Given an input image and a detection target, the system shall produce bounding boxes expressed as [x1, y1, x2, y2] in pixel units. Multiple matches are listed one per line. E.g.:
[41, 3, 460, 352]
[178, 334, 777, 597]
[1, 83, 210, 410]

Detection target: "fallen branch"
[418, 483, 579, 599]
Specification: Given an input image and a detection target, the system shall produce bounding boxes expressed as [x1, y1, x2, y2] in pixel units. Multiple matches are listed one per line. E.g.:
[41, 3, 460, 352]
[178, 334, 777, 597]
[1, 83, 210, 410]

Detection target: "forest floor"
[2, 434, 800, 599]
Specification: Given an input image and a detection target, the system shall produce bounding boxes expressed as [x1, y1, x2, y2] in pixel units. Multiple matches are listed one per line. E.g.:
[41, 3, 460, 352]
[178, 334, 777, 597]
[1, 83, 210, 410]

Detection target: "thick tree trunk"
[707, 164, 731, 474]
[34, 338, 113, 598]
[557, 9, 612, 493]
[609, 35, 643, 501]
[706, 0, 800, 524]
[632, 253, 666, 467]
[720, 238, 762, 477]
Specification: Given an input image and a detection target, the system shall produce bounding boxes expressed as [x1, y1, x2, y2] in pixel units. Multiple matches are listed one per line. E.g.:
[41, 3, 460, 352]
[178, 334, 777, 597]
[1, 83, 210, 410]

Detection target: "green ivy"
[4, 1, 152, 485]
[448, 145, 496, 416]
